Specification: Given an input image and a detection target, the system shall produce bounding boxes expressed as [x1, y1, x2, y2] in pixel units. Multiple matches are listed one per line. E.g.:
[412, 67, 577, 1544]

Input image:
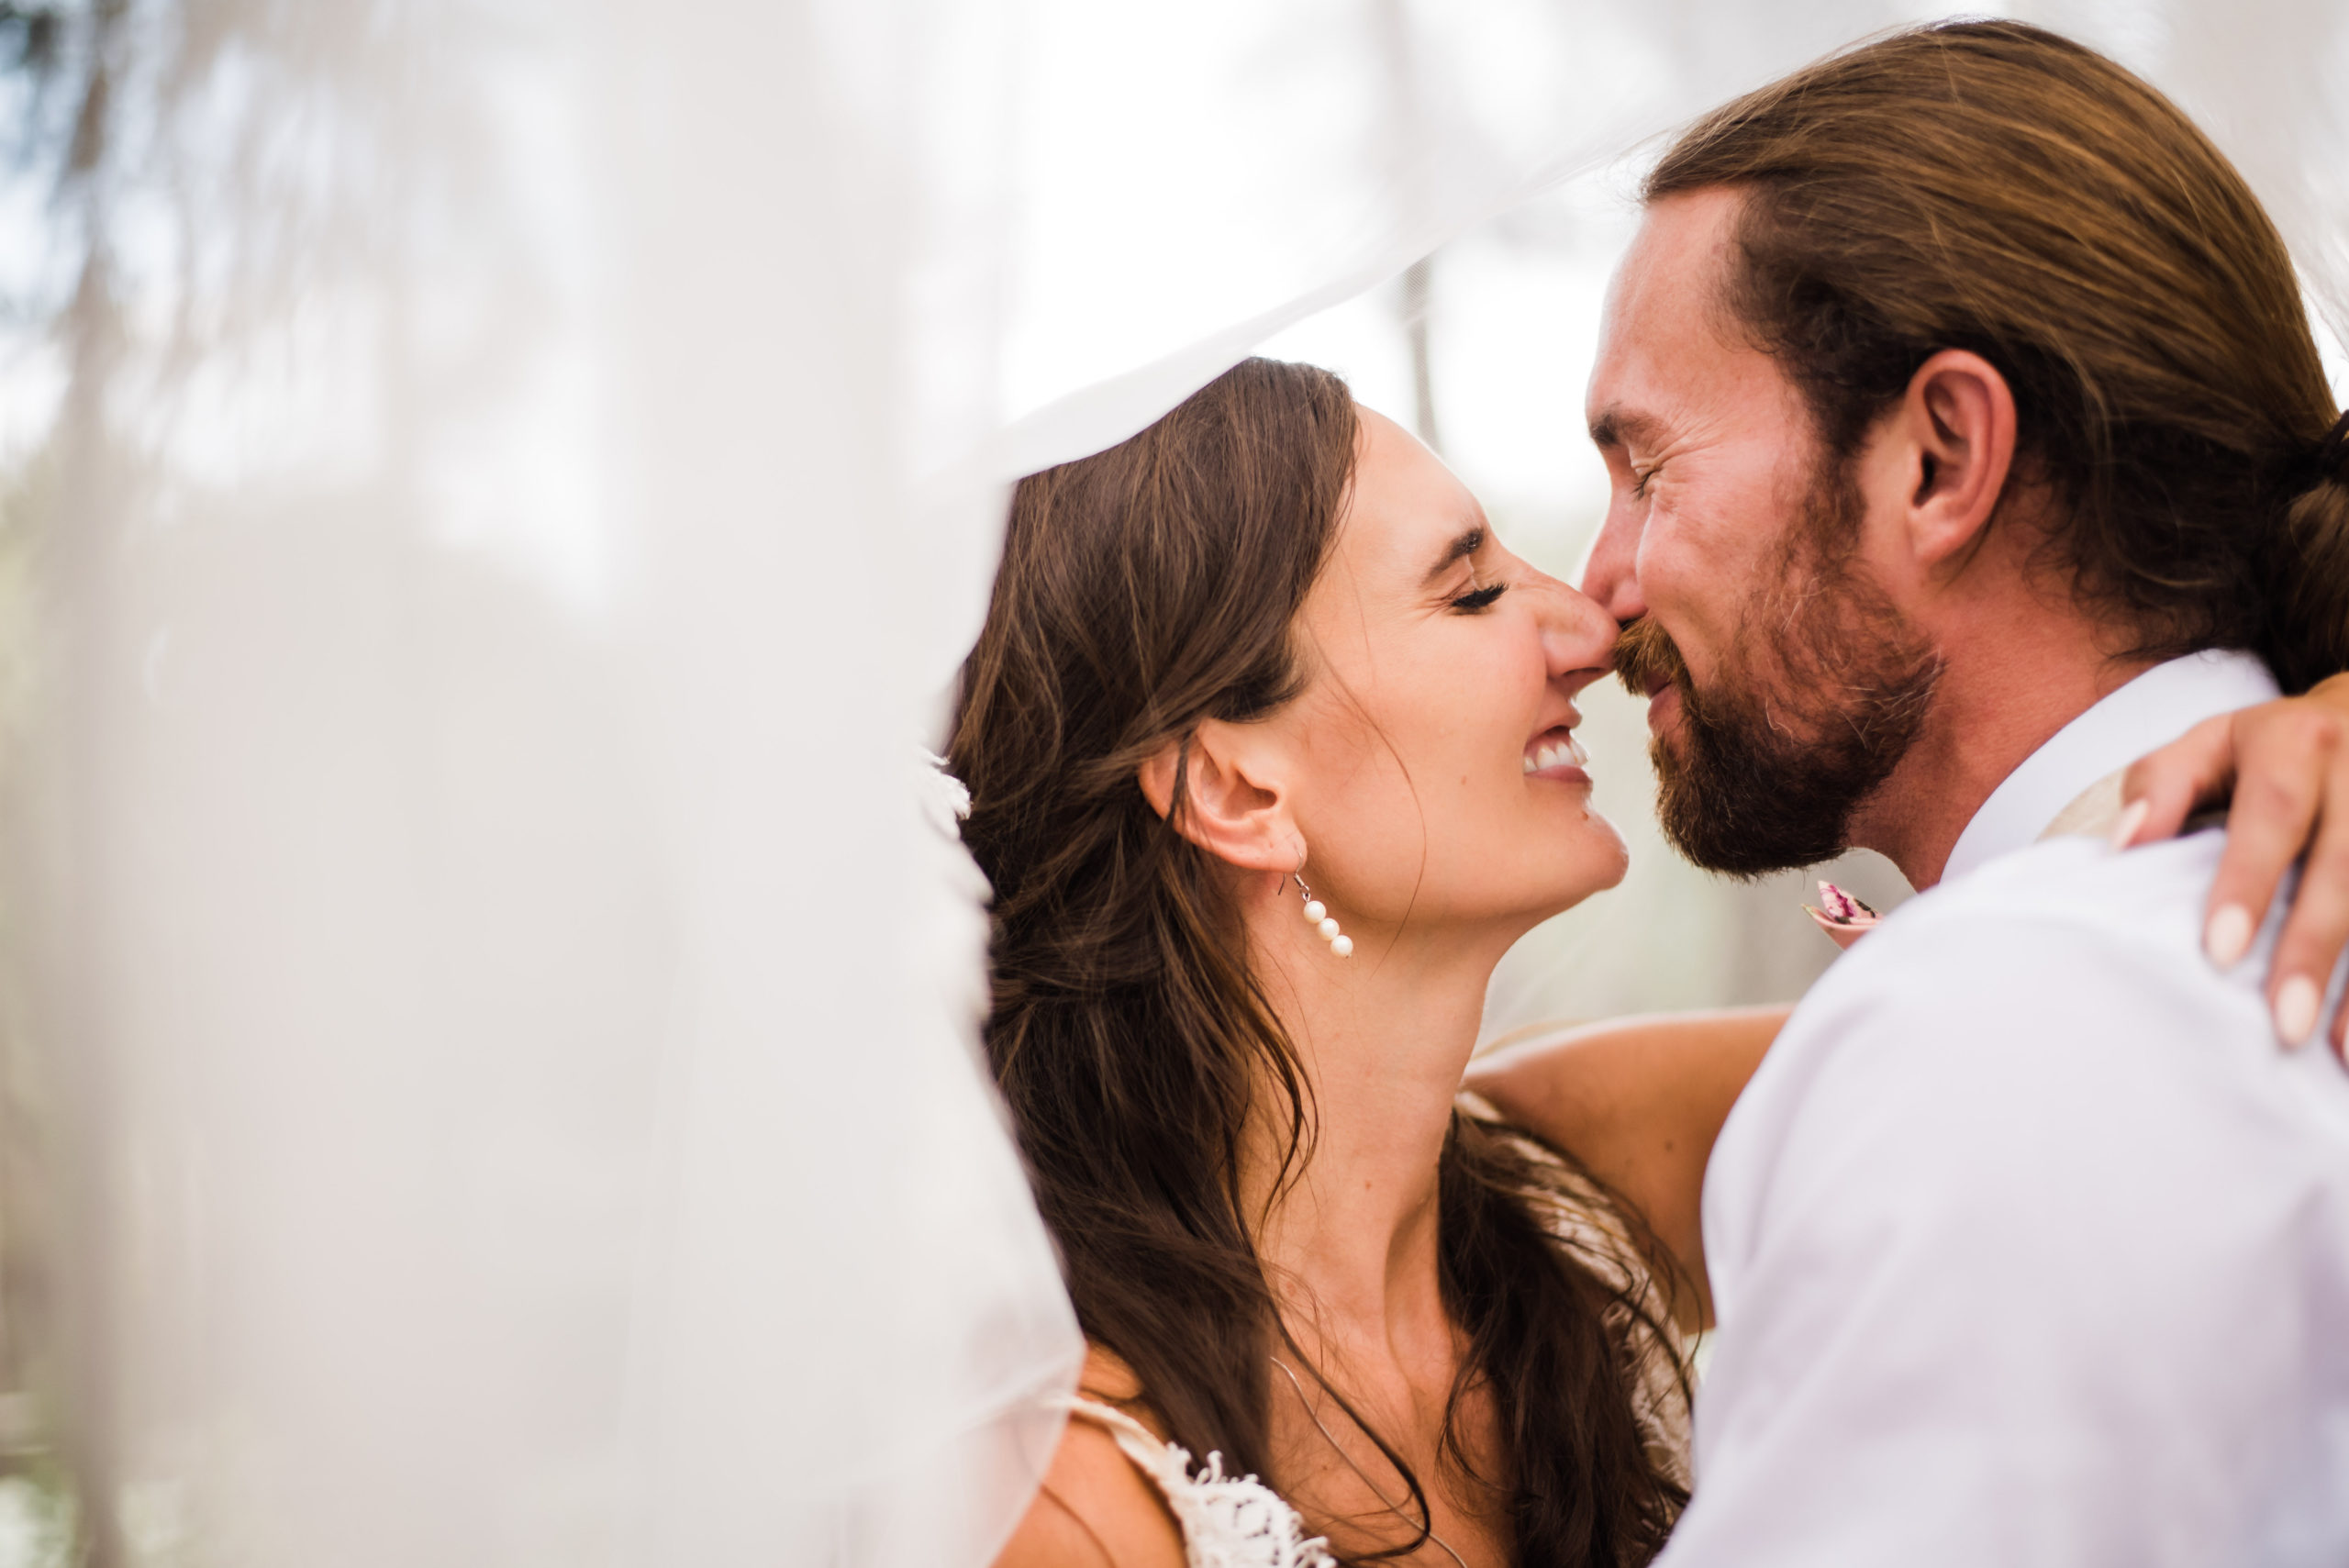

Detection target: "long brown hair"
[950, 357, 1687, 1564]
[1647, 19, 2349, 692]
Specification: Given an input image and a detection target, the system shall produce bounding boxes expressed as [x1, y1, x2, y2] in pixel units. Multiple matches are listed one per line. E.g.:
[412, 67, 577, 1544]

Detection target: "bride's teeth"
[1526, 733, 1590, 774]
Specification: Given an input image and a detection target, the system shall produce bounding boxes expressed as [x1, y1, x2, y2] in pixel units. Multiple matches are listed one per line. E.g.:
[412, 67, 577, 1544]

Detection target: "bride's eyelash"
[1451, 583, 1508, 612]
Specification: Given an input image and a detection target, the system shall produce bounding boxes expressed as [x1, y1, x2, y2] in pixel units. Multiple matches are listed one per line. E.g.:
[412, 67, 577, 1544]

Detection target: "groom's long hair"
[952, 358, 1687, 1566]
[1648, 19, 2349, 692]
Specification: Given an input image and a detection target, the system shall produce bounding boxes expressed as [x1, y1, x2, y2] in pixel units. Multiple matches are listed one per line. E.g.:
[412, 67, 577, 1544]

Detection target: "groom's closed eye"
[1589, 407, 1675, 479]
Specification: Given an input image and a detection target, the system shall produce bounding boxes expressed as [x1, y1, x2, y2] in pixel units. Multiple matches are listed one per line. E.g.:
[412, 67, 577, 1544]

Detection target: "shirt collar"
[1940, 650, 2280, 884]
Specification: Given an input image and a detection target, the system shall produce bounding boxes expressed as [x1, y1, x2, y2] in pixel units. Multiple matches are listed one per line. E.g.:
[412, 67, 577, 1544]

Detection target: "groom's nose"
[1579, 502, 1648, 625]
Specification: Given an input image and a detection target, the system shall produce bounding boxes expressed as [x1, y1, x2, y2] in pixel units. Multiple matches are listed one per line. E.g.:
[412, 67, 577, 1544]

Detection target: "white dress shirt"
[1658, 651, 2349, 1568]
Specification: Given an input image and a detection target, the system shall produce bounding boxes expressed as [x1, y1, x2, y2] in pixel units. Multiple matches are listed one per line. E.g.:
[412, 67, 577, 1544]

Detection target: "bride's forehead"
[1342, 408, 1485, 560]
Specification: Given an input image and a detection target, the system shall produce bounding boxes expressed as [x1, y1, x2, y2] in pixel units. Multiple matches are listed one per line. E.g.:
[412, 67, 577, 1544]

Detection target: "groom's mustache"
[1612, 616, 1690, 701]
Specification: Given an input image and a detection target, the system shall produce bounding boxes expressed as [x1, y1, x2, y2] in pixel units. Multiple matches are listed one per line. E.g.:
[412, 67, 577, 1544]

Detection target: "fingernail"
[2110, 798, 2150, 850]
[2276, 974, 2321, 1049]
[2205, 904, 2254, 970]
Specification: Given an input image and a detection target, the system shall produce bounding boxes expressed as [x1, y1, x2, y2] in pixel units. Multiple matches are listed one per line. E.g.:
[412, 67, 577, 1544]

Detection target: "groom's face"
[1580, 188, 1939, 875]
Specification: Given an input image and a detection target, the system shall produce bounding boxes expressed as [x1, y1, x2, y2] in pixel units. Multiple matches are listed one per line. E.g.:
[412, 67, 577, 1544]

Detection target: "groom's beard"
[1613, 466, 1943, 878]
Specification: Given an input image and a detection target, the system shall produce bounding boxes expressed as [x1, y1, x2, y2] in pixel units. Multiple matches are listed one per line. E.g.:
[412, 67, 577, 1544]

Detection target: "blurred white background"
[0, 3, 2337, 1567]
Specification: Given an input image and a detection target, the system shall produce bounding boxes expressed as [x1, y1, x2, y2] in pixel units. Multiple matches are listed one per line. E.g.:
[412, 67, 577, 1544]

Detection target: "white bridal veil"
[6, 1, 2343, 1566]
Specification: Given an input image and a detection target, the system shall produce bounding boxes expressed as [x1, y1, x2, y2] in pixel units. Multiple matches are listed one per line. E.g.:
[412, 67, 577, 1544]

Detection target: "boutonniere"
[1804, 881, 1881, 951]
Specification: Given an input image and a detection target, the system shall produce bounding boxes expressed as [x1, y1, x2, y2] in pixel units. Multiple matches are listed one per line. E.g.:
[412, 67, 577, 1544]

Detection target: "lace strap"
[1058, 1396, 1338, 1568]
[1063, 1394, 1160, 1445]
[1062, 1396, 1194, 1494]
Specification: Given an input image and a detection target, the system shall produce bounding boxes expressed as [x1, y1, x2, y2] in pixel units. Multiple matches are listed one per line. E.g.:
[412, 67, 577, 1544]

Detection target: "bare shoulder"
[992, 1346, 1186, 1568]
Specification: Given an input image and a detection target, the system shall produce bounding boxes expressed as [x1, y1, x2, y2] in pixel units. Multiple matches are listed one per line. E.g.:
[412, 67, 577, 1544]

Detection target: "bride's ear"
[1137, 720, 1297, 872]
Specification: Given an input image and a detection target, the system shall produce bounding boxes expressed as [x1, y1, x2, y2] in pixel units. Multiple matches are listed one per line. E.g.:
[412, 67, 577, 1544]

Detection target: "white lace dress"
[1062, 1103, 1691, 1566]
[1063, 1396, 1338, 1568]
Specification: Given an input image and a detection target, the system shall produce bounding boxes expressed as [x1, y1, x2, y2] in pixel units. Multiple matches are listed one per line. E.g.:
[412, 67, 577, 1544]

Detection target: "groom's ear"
[1138, 720, 1296, 872]
[1880, 348, 2021, 574]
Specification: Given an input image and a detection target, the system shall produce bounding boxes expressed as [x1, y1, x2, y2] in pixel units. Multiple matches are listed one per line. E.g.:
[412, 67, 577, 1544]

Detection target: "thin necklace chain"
[1268, 1355, 1473, 1568]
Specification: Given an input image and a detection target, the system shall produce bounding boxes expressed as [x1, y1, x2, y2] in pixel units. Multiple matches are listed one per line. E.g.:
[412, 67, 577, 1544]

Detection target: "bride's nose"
[1531, 573, 1620, 677]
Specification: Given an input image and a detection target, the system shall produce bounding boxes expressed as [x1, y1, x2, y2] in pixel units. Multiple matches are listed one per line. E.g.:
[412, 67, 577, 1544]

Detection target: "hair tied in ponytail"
[2315, 408, 2349, 488]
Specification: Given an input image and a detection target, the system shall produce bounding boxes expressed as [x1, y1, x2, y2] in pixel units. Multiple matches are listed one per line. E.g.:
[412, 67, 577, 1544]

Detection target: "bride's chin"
[1517, 807, 1630, 893]
[1565, 817, 1631, 898]
[1520, 844, 1631, 923]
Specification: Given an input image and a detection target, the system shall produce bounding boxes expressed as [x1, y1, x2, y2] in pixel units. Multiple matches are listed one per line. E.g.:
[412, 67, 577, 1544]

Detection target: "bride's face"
[1275, 409, 1626, 945]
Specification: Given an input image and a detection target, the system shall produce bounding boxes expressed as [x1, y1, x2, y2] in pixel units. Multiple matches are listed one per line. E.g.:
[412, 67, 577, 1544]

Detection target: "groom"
[1582, 21, 2349, 1563]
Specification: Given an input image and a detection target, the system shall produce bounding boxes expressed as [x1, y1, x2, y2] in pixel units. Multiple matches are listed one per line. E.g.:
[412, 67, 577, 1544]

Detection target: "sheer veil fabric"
[15, 3, 2345, 1568]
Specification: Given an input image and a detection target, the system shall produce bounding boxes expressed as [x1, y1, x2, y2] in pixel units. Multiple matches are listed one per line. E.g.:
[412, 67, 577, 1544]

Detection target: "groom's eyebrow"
[1588, 406, 1667, 451]
[1421, 526, 1486, 584]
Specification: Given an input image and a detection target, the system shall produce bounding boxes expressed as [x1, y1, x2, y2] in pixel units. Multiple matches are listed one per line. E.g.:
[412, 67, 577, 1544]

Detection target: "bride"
[952, 356, 2349, 1567]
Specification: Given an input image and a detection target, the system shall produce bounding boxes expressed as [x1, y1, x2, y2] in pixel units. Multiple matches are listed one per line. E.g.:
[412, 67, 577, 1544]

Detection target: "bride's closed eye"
[1451, 582, 1508, 613]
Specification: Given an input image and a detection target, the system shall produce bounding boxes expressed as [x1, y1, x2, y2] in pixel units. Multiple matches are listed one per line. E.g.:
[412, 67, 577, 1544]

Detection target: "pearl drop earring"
[1293, 872, 1353, 958]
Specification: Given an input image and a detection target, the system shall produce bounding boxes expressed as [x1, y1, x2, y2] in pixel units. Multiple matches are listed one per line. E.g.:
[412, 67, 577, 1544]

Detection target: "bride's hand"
[2118, 671, 2349, 1056]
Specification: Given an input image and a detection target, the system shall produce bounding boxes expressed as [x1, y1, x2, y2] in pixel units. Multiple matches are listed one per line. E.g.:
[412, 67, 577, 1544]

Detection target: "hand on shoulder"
[993, 1348, 1185, 1568]
[2121, 670, 2349, 1057]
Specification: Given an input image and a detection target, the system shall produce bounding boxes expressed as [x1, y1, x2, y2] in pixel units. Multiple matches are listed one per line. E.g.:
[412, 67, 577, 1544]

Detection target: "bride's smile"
[1520, 725, 1589, 781]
